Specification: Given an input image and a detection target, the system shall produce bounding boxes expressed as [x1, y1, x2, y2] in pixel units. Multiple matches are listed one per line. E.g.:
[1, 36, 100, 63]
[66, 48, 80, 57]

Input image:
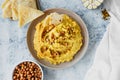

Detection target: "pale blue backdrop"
[0, 0, 109, 80]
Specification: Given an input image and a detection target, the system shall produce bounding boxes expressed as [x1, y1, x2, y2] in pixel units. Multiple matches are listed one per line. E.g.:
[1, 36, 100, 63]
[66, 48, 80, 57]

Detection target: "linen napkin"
[84, 0, 120, 80]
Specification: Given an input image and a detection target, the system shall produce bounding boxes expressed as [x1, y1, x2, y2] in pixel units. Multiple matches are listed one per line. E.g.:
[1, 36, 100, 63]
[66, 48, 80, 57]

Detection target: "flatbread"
[1, 0, 9, 8]
[11, 0, 37, 20]
[2, 0, 12, 18]
[18, 5, 44, 27]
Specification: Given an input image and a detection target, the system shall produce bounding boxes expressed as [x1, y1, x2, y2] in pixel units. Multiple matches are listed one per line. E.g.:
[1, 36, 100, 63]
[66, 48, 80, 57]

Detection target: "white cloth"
[84, 0, 120, 80]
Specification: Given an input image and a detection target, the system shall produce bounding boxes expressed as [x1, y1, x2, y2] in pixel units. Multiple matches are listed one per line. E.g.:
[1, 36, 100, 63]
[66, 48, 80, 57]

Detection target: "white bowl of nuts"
[12, 61, 43, 80]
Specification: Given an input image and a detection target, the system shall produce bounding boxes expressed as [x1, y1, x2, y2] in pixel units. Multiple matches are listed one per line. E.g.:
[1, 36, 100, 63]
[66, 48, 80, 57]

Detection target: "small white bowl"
[12, 61, 44, 80]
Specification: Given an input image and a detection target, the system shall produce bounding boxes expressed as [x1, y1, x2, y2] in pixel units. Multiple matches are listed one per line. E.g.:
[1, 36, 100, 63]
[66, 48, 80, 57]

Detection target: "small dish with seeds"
[12, 61, 43, 80]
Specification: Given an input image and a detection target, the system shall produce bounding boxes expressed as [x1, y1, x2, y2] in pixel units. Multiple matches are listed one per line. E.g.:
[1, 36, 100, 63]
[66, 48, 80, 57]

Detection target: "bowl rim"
[12, 60, 44, 80]
[27, 8, 89, 70]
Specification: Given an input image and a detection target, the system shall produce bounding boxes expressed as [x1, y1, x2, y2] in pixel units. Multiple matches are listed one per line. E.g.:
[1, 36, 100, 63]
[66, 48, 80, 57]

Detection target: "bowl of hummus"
[27, 8, 89, 69]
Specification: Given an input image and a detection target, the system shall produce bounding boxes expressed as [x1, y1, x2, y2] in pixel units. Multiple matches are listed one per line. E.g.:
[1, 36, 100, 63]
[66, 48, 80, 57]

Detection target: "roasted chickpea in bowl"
[12, 61, 43, 80]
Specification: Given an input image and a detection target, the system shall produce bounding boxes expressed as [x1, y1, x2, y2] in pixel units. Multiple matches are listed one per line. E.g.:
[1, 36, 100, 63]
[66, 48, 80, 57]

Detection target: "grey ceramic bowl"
[27, 8, 89, 69]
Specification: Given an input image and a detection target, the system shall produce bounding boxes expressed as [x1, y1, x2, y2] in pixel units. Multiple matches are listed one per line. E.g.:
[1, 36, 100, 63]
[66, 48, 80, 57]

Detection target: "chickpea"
[13, 61, 42, 80]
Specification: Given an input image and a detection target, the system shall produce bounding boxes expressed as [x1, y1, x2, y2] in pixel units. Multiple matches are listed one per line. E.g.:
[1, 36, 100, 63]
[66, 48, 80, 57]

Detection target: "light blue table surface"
[0, 0, 109, 80]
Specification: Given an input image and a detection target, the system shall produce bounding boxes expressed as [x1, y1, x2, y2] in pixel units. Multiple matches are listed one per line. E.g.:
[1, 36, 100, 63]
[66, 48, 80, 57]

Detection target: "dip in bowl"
[33, 12, 83, 65]
[27, 8, 89, 69]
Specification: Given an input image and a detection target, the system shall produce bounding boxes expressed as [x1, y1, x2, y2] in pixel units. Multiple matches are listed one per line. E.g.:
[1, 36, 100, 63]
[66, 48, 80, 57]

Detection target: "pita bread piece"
[2, 0, 9, 8]
[18, 6, 44, 27]
[11, 0, 37, 20]
[1, 0, 12, 18]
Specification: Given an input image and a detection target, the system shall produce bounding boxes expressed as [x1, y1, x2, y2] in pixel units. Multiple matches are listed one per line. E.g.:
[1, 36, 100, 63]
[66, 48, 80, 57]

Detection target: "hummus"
[33, 13, 83, 65]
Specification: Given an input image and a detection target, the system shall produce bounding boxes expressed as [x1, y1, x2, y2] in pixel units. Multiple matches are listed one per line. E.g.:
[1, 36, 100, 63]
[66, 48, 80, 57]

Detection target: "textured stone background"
[0, 0, 109, 80]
